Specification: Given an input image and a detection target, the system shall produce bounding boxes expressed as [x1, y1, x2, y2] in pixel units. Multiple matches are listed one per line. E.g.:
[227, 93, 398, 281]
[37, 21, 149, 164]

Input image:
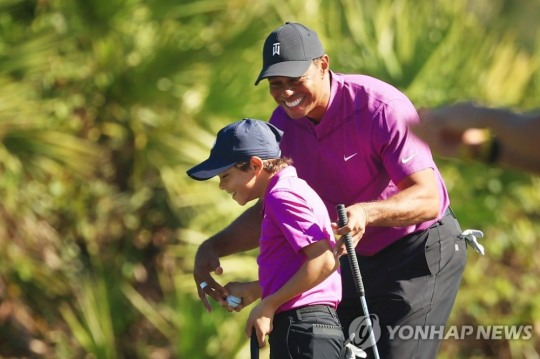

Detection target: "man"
[193, 22, 466, 358]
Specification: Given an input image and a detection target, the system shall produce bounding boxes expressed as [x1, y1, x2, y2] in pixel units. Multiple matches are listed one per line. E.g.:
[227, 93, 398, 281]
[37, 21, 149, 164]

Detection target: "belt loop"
[296, 308, 303, 321]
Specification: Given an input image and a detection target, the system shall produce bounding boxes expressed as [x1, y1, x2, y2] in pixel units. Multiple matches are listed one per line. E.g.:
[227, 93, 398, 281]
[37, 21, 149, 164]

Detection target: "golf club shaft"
[250, 329, 259, 359]
[337, 204, 380, 359]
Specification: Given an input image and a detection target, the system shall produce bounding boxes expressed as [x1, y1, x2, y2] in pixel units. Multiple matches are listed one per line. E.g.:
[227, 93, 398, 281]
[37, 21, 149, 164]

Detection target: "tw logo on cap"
[272, 42, 280, 56]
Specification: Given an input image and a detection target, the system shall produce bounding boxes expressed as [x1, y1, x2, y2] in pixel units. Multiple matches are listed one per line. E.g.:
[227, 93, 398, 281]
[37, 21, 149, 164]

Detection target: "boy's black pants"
[270, 304, 344, 358]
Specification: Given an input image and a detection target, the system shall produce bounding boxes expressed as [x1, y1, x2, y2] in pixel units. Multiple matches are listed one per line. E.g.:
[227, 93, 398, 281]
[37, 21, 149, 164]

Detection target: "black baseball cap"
[186, 119, 283, 181]
[255, 22, 324, 85]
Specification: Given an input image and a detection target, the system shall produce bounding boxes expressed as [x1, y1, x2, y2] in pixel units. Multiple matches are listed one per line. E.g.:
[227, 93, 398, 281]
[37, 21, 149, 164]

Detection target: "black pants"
[337, 211, 466, 359]
[269, 305, 345, 358]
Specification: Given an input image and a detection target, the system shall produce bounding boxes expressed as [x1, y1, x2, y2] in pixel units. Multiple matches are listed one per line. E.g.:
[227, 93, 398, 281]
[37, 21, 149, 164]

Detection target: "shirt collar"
[266, 166, 297, 191]
[262, 166, 297, 214]
[300, 71, 343, 138]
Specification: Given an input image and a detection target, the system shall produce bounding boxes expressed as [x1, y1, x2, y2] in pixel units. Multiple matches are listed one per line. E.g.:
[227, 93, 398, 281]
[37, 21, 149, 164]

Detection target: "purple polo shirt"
[258, 166, 341, 313]
[270, 72, 450, 255]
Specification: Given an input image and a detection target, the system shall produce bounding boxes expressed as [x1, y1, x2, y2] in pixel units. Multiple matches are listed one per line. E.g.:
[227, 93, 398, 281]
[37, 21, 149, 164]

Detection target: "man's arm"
[194, 200, 262, 312]
[486, 110, 540, 174]
[415, 102, 540, 174]
[362, 168, 440, 225]
[335, 168, 439, 254]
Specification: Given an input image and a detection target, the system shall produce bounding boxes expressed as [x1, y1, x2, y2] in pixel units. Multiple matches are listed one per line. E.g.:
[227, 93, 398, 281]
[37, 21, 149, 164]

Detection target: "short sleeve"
[265, 189, 332, 253]
[372, 99, 435, 184]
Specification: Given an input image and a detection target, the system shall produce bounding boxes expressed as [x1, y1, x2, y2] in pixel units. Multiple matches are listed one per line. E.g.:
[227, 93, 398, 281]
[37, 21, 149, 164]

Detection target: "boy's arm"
[263, 239, 338, 308]
[245, 239, 339, 346]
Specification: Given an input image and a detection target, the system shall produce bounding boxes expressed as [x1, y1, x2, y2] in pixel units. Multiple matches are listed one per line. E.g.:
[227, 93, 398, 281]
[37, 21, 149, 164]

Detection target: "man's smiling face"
[267, 57, 330, 122]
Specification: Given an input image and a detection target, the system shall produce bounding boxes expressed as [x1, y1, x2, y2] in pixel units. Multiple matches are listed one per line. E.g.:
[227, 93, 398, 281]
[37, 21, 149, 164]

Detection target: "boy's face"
[218, 165, 258, 206]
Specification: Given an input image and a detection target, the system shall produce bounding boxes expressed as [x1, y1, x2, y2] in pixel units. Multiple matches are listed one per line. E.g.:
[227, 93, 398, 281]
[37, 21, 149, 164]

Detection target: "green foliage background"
[0, 0, 539, 358]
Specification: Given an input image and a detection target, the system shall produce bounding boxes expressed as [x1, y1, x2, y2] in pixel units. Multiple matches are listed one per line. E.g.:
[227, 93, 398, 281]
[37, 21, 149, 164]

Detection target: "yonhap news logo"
[387, 324, 533, 341]
[348, 314, 533, 347]
[348, 314, 381, 350]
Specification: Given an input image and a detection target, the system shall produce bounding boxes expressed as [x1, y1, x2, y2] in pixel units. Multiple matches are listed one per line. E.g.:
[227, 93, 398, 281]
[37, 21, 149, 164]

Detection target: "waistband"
[274, 305, 338, 322]
[429, 206, 457, 229]
[358, 207, 458, 260]
[444, 206, 457, 219]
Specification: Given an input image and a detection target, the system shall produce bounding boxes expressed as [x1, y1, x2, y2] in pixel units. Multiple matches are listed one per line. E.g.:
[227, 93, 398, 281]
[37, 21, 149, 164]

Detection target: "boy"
[187, 118, 344, 358]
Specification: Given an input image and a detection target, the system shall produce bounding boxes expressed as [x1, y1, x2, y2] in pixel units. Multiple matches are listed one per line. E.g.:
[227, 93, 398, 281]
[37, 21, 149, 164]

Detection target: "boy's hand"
[244, 299, 276, 348]
[223, 281, 261, 312]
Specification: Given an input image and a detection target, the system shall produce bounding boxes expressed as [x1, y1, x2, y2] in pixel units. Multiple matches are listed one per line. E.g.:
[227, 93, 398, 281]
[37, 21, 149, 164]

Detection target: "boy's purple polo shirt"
[270, 72, 450, 255]
[258, 166, 341, 313]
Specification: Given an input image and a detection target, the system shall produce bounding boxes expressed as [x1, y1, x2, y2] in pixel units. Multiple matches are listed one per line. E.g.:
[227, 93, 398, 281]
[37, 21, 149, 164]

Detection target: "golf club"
[337, 204, 380, 359]
[250, 329, 259, 359]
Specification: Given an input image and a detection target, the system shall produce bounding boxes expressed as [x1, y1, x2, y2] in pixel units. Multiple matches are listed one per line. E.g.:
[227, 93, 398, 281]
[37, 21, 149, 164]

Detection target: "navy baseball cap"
[187, 118, 283, 181]
[255, 22, 324, 85]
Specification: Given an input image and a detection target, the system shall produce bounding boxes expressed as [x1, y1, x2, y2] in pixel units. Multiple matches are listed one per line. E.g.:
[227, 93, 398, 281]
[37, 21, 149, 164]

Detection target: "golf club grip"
[250, 329, 259, 359]
[336, 204, 366, 297]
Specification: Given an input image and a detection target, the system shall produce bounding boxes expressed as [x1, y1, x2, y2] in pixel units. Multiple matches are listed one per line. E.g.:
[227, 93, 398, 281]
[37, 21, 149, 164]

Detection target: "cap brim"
[186, 159, 235, 181]
[255, 60, 312, 85]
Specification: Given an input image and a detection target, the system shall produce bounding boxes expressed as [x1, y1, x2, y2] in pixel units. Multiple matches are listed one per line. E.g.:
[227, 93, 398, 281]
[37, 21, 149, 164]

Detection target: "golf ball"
[226, 295, 242, 308]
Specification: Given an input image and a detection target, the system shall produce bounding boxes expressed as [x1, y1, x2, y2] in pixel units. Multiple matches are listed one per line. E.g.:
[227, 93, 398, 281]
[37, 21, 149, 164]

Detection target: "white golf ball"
[226, 295, 242, 308]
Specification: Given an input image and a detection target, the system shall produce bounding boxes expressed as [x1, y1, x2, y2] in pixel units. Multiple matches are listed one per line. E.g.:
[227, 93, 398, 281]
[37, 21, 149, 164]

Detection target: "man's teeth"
[285, 97, 302, 107]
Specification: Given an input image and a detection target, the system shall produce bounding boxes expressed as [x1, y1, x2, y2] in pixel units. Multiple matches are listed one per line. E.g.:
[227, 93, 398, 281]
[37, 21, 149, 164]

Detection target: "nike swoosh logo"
[401, 154, 417, 164]
[344, 153, 358, 161]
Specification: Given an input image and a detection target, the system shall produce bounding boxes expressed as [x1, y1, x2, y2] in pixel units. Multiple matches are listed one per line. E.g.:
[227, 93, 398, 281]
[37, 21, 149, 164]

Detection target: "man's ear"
[320, 54, 330, 74]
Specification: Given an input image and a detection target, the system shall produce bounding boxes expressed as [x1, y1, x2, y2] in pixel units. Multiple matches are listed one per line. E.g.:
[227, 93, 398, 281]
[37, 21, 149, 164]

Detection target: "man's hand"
[192, 203, 263, 312]
[332, 203, 368, 257]
[193, 241, 229, 312]
[414, 104, 490, 159]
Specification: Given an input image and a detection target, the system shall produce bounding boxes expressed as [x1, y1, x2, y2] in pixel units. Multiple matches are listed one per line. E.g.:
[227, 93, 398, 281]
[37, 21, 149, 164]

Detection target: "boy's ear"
[250, 156, 264, 170]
